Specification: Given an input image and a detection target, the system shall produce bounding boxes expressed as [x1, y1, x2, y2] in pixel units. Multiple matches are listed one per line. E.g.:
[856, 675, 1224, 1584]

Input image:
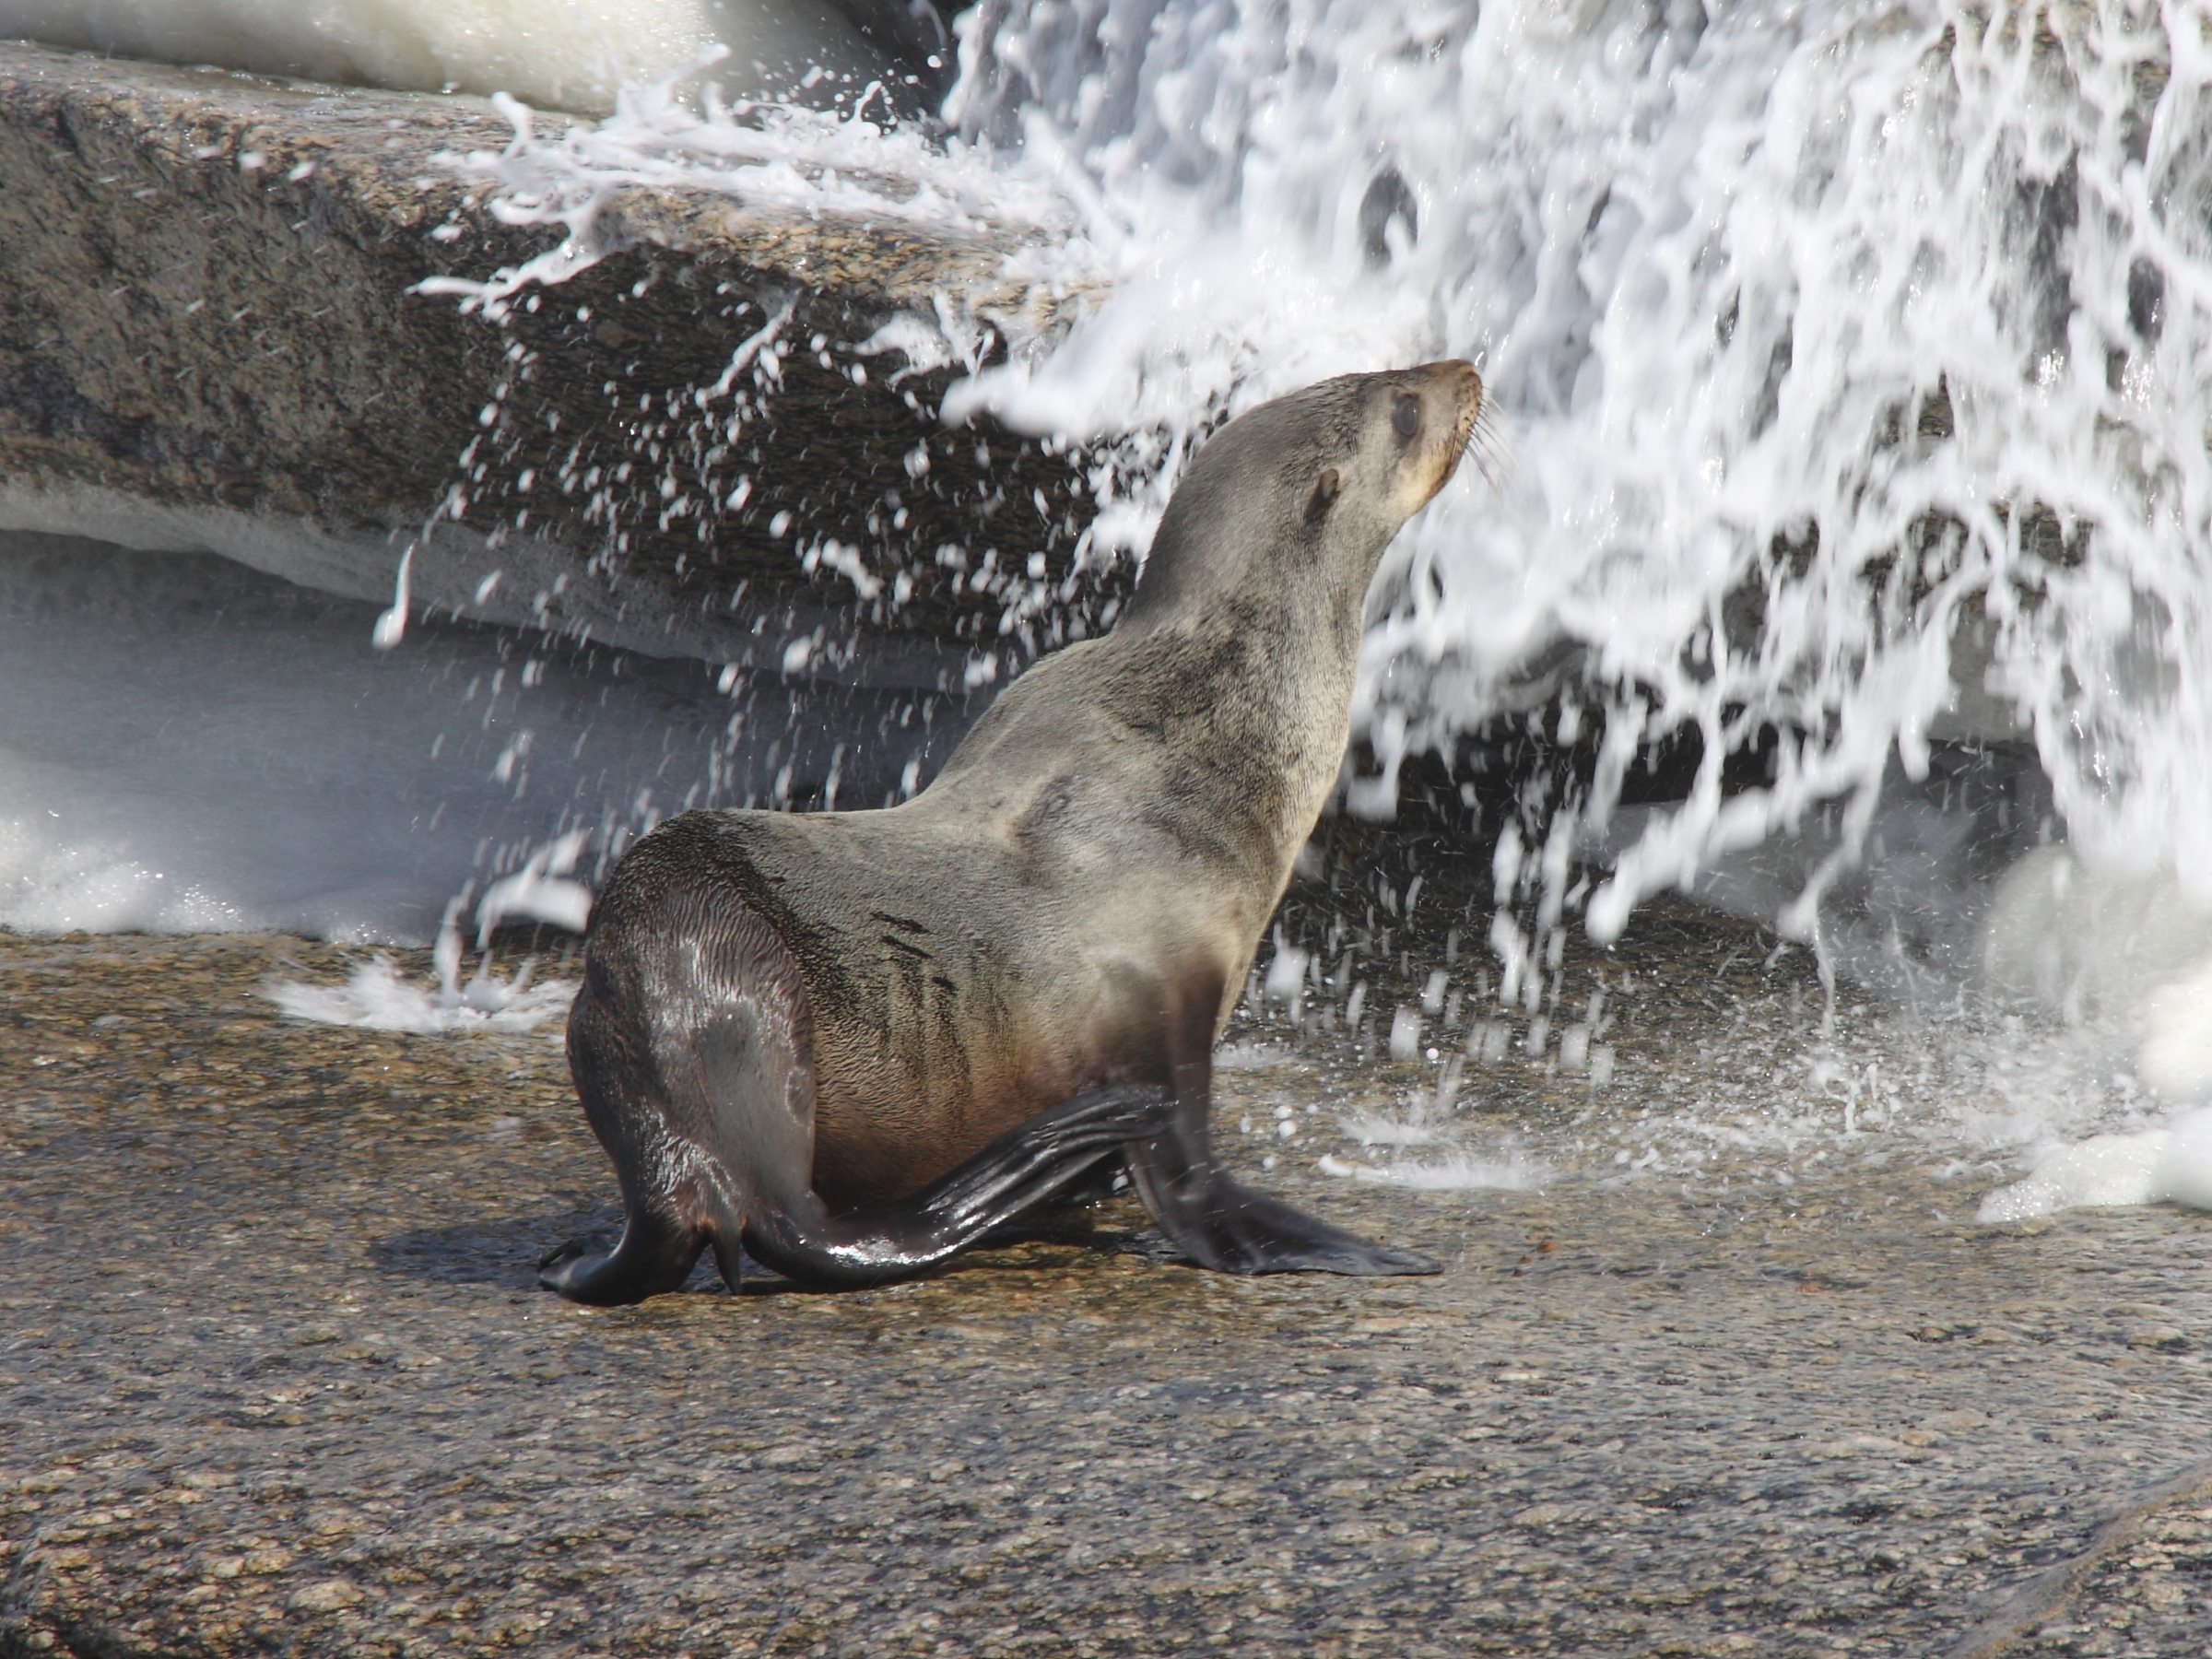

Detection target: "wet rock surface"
[6, 894, 2212, 1657]
[0, 41, 1103, 679]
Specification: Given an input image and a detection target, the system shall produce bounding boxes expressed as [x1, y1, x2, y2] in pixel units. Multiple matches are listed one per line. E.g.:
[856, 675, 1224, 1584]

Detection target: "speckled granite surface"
[0, 40, 1103, 677]
[4, 904, 2211, 1658]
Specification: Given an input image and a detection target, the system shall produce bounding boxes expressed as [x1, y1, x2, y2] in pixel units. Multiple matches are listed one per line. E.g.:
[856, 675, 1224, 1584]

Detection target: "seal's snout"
[1399, 359, 1486, 509]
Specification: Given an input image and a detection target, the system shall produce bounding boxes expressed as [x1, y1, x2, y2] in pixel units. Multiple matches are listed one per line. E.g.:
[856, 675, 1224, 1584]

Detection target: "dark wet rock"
[6, 905, 2212, 1658]
[0, 41, 1107, 684]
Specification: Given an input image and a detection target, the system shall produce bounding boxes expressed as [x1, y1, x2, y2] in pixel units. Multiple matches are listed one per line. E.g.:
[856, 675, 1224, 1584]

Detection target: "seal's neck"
[1101, 530, 1394, 884]
[1119, 504, 1396, 685]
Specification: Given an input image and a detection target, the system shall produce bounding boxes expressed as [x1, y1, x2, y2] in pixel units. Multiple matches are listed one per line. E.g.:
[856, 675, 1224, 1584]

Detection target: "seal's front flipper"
[1126, 1167, 1441, 1276]
[903, 1081, 1176, 1237]
[1124, 970, 1441, 1277]
[742, 1081, 1175, 1288]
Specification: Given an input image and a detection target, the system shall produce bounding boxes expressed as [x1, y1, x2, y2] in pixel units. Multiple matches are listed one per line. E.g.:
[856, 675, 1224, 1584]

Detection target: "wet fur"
[543, 361, 1484, 1301]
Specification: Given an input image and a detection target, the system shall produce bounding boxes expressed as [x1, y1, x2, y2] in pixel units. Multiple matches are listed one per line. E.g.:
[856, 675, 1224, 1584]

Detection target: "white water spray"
[414, 0, 2212, 947]
[12, 1, 2212, 1216]
[947, 0, 2212, 943]
[371, 544, 414, 651]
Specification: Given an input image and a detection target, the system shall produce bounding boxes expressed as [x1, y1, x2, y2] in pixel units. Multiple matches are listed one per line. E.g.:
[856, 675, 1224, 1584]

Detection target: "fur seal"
[541, 359, 1484, 1302]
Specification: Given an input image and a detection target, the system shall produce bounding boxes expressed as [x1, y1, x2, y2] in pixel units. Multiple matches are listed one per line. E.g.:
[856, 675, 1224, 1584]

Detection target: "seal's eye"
[1393, 393, 1422, 440]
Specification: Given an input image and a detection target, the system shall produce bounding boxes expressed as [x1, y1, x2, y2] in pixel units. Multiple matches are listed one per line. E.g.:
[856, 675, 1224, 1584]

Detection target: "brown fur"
[599, 360, 1481, 1202]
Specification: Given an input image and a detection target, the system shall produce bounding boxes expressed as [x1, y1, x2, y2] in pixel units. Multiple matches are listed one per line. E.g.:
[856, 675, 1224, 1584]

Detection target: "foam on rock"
[1976, 1108, 2212, 1223]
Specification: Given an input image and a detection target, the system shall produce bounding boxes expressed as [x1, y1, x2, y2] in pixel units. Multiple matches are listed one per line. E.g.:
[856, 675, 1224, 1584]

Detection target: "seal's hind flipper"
[1124, 969, 1441, 1277]
[741, 1081, 1175, 1288]
[536, 1209, 706, 1305]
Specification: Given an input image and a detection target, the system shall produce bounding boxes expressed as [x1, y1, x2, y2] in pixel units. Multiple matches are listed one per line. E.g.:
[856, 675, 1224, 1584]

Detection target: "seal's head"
[1122, 359, 1484, 632]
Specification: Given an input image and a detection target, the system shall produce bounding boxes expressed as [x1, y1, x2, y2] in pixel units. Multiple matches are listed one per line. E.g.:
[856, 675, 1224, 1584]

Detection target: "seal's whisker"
[1461, 407, 1512, 492]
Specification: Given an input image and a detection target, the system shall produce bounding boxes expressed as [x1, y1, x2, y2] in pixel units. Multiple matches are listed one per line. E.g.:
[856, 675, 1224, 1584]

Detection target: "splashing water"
[1976, 1101, 2212, 1220]
[948, 0, 2212, 942]
[16, 1, 2212, 1212]
[265, 955, 577, 1034]
[445, 0, 2212, 949]
[413, 60, 1079, 322]
[1317, 1150, 1553, 1193]
[947, 0, 2212, 1217]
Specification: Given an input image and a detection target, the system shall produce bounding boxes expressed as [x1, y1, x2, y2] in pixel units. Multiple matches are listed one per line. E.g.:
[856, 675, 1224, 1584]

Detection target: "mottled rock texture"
[0, 41, 1103, 680]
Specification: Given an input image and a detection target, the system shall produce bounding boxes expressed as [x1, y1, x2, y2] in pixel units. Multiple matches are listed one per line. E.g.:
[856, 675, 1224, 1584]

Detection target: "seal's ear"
[1304, 467, 1341, 524]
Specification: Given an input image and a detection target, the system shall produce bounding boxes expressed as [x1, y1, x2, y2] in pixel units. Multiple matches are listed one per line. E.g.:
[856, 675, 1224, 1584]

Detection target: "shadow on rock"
[371, 1206, 618, 1288]
[371, 1202, 1182, 1297]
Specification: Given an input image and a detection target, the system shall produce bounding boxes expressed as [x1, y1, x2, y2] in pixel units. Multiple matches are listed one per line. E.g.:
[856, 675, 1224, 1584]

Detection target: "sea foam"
[1976, 1107, 2212, 1222]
